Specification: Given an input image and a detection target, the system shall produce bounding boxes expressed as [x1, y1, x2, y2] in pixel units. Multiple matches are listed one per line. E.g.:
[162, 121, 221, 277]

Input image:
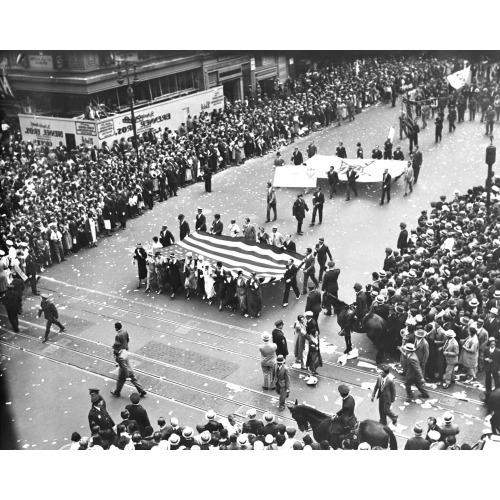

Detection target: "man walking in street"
[283, 259, 300, 307]
[316, 237, 333, 283]
[322, 261, 340, 316]
[266, 181, 277, 222]
[327, 166, 339, 198]
[397, 222, 409, 253]
[380, 168, 391, 205]
[195, 208, 207, 232]
[435, 113, 443, 143]
[442, 329, 459, 389]
[486, 106, 496, 136]
[292, 193, 308, 235]
[291, 147, 303, 165]
[274, 355, 290, 412]
[38, 294, 65, 343]
[178, 214, 190, 241]
[412, 145, 423, 183]
[403, 161, 414, 197]
[484, 337, 500, 401]
[371, 365, 398, 426]
[310, 186, 325, 226]
[110, 342, 147, 398]
[336, 141, 347, 158]
[299, 246, 318, 294]
[401, 343, 429, 400]
[345, 166, 359, 201]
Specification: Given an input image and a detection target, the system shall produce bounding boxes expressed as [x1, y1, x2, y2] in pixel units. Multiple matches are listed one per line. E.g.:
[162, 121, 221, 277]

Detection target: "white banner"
[388, 126, 395, 142]
[447, 66, 471, 90]
[273, 165, 318, 188]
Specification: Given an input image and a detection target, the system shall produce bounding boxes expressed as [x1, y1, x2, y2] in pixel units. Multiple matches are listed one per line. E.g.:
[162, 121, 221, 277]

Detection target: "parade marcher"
[327, 166, 339, 199]
[178, 214, 190, 241]
[274, 355, 290, 412]
[380, 168, 392, 205]
[269, 225, 284, 248]
[242, 218, 256, 241]
[266, 181, 277, 222]
[283, 258, 300, 307]
[183, 252, 197, 299]
[114, 322, 130, 350]
[159, 225, 175, 247]
[168, 252, 183, 299]
[322, 261, 340, 316]
[291, 146, 303, 165]
[345, 165, 359, 201]
[442, 329, 459, 389]
[335, 385, 357, 431]
[435, 113, 443, 143]
[273, 151, 285, 167]
[246, 271, 262, 318]
[310, 186, 325, 226]
[484, 338, 500, 400]
[133, 243, 147, 289]
[336, 141, 347, 158]
[397, 222, 409, 253]
[372, 145, 383, 160]
[38, 294, 65, 343]
[299, 246, 318, 294]
[272, 319, 289, 360]
[145, 250, 158, 293]
[371, 365, 398, 426]
[228, 219, 240, 237]
[412, 145, 423, 183]
[210, 214, 223, 236]
[195, 208, 207, 232]
[305, 284, 322, 322]
[356, 142, 363, 159]
[282, 233, 296, 252]
[259, 332, 277, 390]
[403, 161, 414, 196]
[393, 146, 404, 161]
[110, 342, 147, 398]
[383, 138, 393, 160]
[316, 237, 333, 283]
[292, 193, 308, 235]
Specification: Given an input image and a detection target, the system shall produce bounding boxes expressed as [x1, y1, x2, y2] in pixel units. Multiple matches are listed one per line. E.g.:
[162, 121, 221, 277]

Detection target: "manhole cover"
[438, 395, 458, 407]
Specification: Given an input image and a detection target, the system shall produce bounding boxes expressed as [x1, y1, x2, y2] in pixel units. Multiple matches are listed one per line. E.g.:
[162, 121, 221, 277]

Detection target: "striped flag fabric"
[166, 231, 304, 283]
[402, 94, 415, 131]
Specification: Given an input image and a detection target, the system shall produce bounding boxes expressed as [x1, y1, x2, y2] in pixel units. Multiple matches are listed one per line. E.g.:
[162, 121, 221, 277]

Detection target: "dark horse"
[288, 401, 398, 450]
[329, 295, 388, 364]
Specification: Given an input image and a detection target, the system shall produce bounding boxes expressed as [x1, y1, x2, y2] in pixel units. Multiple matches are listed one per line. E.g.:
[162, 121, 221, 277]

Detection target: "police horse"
[288, 401, 398, 450]
[327, 295, 388, 364]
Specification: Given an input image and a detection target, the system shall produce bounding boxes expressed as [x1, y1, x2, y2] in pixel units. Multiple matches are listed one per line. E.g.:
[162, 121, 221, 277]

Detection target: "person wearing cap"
[383, 247, 396, 272]
[335, 385, 357, 431]
[404, 424, 430, 450]
[274, 151, 285, 167]
[371, 365, 398, 426]
[262, 412, 280, 437]
[442, 329, 459, 388]
[397, 222, 409, 252]
[266, 181, 277, 223]
[484, 338, 500, 400]
[401, 343, 429, 399]
[194, 208, 207, 233]
[210, 213, 223, 236]
[259, 332, 277, 390]
[305, 282, 322, 322]
[38, 294, 65, 343]
[440, 411, 460, 441]
[88, 392, 116, 435]
[345, 165, 359, 201]
[110, 342, 147, 399]
[327, 165, 339, 199]
[310, 186, 325, 226]
[298, 246, 318, 295]
[1, 284, 22, 333]
[353, 283, 368, 331]
[24, 248, 40, 296]
[315, 237, 332, 283]
[178, 214, 190, 241]
[272, 319, 289, 359]
[133, 243, 148, 289]
[125, 393, 151, 437]
[292, 193, 309, 235]
[274, 354, 290, 411]
[269, 225, 284, 248]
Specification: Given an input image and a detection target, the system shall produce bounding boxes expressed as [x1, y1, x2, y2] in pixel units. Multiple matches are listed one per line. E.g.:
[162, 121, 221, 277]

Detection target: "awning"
[164, 231, 304, 283]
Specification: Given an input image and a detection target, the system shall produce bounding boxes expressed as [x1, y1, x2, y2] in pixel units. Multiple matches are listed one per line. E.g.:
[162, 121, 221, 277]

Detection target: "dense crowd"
[2, 54, 498, 290]
[70, 390, 475, 450]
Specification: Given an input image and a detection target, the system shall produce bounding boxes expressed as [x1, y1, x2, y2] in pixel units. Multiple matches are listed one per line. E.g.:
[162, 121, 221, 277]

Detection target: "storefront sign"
[75, 121, 97, 136]
[28, 54, 54, 70]
[97, 120, 115, 140]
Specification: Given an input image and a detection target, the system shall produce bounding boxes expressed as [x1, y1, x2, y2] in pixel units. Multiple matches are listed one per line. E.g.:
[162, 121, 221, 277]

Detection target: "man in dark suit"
[336, 141, 347, 158]
[383, 247, 396, 271]
[393, 146, 404, 161]
[336, 385, 357, 431]
[412, 145, 423, 183]
[292, 193, 309, 235]
[118, 409, 138, 435]
[283, 259, 300, 307]
[282, 234, 296, 252]
[402, 344, 429, 399]
[291, 147, 303, 165]
[371, 365, 398, 425]
[195, 208, 207, 232]
[310, 186, 325, 225]
[210, 214, 223, 235]
[372, 145, 383, 160]
[262, 412, 280, 436]
[383, 138, 393, 160]
[244, 408, 265, 435]
[397, 222, 409, 252]
[322, 261, 340, 315]
[484, 338, 500, 398]
[404, 424, 430, 450]
[299, 246, 318, 294]
[345, 166, 359, 201]
[327, 166, 339, 198]
[380, 168, 392, 205]
[125, 393, 151, 437]
[315, 237, 333, 282]
[159, 224, 175, 247]
[178, 214, 190, 241]
[306, 285, 322, 322]
[272, 319, 289, 359]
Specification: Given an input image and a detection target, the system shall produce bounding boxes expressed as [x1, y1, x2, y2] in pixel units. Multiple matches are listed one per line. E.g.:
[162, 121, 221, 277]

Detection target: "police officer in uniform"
[88, 392, 116, 435]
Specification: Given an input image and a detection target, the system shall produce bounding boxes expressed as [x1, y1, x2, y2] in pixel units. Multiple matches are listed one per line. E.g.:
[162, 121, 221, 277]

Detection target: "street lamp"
[116, 61, 140, 166]
[486, 135, 496, 219]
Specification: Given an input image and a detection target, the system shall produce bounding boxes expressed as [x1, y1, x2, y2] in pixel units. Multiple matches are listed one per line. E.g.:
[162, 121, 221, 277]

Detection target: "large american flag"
[164, 231, 304, 283]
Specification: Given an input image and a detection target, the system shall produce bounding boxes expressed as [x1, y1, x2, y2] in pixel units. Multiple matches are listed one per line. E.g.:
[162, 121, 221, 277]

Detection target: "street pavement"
[1, 100, 497, 449]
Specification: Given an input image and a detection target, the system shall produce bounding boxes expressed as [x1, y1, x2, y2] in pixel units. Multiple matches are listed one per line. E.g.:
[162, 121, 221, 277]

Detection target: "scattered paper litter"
[421, 402, 432, 409]
[398, 406, 406, 411]
[337, 354, 348, 366]
[452, 391, 468, 401]
[226, 383, 243, 392]
[358, 361, 377, 369]
[361, 382, 375, 390]
[347, 348, 359, 359]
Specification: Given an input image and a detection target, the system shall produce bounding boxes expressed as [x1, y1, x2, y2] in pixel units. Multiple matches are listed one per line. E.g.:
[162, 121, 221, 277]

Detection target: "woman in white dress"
[183, 252, 198, 299]
[203, 263, 216, 305]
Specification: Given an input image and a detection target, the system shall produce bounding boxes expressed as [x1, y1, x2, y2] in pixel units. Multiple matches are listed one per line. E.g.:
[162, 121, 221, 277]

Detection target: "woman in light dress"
[203, 263, 216, 305]
[183, 252, 198, 299]
[293, 314, 307, 369]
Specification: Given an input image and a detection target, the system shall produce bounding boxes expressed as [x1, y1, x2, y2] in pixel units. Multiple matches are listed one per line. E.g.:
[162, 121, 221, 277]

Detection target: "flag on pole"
[171, 231, 304, 283]
[447, 66, 471, 90]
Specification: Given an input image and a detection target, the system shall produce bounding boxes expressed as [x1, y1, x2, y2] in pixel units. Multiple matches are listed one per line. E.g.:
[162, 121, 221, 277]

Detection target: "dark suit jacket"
[336, 146, 347, 158]
[397, 229, 408, 250]
[316, 244, 332, 265]
[283, 240, 296, 252]
[211, 220, 223, 235]
[322, 268, 340, 293]
[382, 173, 392, 189]
[313, 192, 325, 206]
[404, 436, 430, 450]
[372, 375, 396, 403]
[484, 347, 500, 373]
[383, 255, 396, 271]
[179, 220, 190, 241]
[306, 290, 322, 317]
[88, 406, 115, 433]
[284, 265, 299, 285]
[160, 229, 175, 247]
[347, 170, 359, 184]
[292, 151, 304, 165]
[195, 214, 207, 231]
[272, 328, 289, 357]
[125, 404, 151, 436]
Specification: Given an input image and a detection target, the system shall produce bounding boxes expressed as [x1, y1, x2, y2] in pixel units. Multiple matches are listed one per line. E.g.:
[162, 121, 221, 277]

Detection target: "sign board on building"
[115, 52, 139, 62]
[20, 86, 225, 149]
[28, 54, 54, 70]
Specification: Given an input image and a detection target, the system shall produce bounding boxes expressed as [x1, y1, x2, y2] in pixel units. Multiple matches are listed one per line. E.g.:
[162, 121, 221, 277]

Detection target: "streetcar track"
[30, 287, 487, 407]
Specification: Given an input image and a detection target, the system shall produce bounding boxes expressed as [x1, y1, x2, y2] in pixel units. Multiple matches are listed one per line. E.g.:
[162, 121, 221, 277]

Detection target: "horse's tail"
[384, 425, 398, 450]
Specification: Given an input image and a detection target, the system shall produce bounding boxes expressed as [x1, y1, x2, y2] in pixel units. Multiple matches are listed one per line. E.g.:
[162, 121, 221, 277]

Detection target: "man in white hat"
[440, 411, 460, 441]
[262, 412, 279, 437]
[402, 343, 429, 399]
[259, 332, 277, 390]
[202, 409, 224, 433]
[414, 329, 430, 377]
[244, 409, 264, 436]
[442, 330, 459, 388]
[274, 354, 290, 412]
